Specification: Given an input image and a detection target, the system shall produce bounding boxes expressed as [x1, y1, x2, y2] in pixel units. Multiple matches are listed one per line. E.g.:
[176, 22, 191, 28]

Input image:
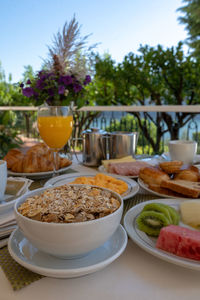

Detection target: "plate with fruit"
[124, 199, 200, 271]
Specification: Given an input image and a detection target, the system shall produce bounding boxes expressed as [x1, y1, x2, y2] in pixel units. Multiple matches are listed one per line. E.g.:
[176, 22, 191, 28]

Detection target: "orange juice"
[37, 115, 73, 149]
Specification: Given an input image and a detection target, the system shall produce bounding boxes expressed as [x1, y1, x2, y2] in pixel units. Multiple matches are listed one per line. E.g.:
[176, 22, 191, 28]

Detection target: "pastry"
[3, 143, 72, 173]
[3, 148, 24, 169]
[159, 161, 183, 174]
[174, 169, 199, 182]
[139, 166, 170, 186]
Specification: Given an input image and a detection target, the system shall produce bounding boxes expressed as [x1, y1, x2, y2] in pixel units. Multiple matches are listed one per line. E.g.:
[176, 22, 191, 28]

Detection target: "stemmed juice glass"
[37, 105, 73, 176]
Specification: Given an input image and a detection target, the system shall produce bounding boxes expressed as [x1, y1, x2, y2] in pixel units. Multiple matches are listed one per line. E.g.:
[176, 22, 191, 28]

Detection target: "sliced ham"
[107, 161, 150, 176]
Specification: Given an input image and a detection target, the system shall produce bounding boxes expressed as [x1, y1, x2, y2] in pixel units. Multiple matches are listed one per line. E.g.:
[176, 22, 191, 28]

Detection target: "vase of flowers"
[20, 55, 91, 107]
[19, 16, 94, 108]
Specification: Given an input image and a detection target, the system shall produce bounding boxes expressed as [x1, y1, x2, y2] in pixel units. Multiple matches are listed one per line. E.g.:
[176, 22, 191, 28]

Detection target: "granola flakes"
[18, 185, 121, 223]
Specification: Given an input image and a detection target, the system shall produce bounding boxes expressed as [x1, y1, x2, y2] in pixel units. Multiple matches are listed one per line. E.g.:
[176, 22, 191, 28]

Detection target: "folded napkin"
[0, 178, 32, 249]
[0, 210, 16, 248]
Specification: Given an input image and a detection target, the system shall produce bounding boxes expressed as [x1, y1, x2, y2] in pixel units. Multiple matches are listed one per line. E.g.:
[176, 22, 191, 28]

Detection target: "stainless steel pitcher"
[81, 128, 107, 167]
[107, 131, 139, 159]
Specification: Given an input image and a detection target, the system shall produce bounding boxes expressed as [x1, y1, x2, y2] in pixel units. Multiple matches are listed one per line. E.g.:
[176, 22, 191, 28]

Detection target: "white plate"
[44, 172, 139, 201]
[162, 152, 200, 164]
[8, 165, 73, 179]
[137, 178, 193, 200]
[124, 198, 200, 271]
[8, 225, 127, 278]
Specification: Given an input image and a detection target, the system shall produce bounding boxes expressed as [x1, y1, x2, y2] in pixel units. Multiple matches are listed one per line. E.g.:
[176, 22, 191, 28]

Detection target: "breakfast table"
[1, 155, 200, 300]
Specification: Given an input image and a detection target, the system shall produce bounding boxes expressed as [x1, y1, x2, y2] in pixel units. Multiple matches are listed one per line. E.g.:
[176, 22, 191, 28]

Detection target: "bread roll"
[174, 169, 199, 182]
[139, 166, 170, 186]
[159, 161, 183, 174]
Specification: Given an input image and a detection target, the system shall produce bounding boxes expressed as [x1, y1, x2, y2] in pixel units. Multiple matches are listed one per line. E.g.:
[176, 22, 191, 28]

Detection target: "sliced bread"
[160, 179, 200, 198]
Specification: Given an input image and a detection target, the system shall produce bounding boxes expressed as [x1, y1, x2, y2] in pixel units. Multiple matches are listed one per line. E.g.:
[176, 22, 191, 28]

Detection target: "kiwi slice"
[136, 210, 171, 236]
[142, 203, 172, 223]
[158, 203, 180, 225]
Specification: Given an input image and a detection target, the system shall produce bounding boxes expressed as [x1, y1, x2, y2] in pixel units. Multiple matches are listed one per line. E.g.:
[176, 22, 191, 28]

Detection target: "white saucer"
[8, 225, 127, 278]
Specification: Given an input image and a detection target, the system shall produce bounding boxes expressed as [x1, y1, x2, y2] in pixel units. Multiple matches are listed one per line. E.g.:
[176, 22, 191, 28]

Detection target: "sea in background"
[93, 111, 200, 144]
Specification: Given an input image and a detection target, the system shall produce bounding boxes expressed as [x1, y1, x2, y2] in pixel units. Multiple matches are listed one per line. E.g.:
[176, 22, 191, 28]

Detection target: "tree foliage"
[92, 43, 200, 152]
[177, 0, 200, 57]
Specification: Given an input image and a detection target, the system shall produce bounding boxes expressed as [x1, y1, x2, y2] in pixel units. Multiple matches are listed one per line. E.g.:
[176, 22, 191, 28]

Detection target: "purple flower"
[84, 75, 91, 85]
[19, 83, 24, 88]
[22, 87, 34, 97]
[48, 88, 54, 97]
[73, 83, 82, 93]
[59, 75, 73, 85]
[38, 71, 47, 80]
[36, 79, 44, 89]
[26, 79, 31, 85]
[58, 85, 65, 94]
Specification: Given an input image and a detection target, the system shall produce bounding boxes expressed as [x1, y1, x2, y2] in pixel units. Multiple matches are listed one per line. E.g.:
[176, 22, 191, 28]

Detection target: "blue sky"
[0, 0, 187, 83]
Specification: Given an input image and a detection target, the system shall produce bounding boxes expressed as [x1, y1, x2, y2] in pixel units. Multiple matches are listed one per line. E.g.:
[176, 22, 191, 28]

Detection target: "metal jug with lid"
[81, 128, 107, 167]
[107, 131, 139, 159]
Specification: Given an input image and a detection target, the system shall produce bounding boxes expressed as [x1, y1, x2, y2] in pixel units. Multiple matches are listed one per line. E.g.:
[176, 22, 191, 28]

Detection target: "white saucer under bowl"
[8, 225, 127, 278]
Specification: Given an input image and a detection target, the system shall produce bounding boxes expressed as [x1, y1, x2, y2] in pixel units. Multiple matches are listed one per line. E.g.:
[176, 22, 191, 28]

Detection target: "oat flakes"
[18, 185, 121, 223]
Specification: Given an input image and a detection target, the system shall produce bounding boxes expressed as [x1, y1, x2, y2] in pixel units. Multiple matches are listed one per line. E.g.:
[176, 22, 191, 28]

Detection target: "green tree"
[177, 0, 200, 56]
[91, 43, 200, 153]
[0, 62, 23, 156]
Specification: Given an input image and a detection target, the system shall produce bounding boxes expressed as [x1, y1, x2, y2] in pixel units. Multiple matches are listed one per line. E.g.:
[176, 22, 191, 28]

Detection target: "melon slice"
[156, 225, 200, 261]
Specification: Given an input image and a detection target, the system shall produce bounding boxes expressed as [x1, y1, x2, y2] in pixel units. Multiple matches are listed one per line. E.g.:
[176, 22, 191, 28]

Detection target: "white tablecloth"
[1, 157, 200, 299]
[1, 238, 200, 300]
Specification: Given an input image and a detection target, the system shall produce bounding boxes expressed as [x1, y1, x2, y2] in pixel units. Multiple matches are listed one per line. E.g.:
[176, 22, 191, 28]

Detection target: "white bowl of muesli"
[14, 184, 123, 258]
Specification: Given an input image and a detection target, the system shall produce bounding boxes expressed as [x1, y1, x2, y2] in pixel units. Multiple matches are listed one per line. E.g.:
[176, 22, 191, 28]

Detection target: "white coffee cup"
[168, 140, 197, 164]
[0, 160, 7, 200]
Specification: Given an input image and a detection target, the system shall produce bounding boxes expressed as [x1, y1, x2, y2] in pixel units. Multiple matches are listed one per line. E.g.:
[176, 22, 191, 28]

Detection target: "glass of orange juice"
[37, 105, 73, 176]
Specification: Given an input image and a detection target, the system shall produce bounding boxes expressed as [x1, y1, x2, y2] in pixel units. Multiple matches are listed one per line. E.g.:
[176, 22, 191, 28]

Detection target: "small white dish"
[44, 172, 139, 200]
[8, 225, 127, 278]
[124, 198, 200, 271]
[137, 178, 193, 200]
[8, 165, 73, 179]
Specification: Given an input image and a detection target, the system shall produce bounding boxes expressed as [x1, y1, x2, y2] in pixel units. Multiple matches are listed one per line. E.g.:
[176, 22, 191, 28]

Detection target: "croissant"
[3, 148, 24, 169]
[3, 143, 72, 173]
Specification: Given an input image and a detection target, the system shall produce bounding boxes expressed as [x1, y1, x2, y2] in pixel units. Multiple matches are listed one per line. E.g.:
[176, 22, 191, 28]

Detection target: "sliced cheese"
[180, 200, 200, 228]
[102, 155, 135, 170]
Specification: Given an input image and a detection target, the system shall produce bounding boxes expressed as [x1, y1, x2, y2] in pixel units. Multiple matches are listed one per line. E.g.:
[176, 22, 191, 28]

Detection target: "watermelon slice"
[156, 225, 200, 261]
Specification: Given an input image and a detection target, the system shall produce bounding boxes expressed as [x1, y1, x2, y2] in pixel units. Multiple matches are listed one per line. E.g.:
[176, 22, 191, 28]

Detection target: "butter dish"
[5, 177, 32, 196]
